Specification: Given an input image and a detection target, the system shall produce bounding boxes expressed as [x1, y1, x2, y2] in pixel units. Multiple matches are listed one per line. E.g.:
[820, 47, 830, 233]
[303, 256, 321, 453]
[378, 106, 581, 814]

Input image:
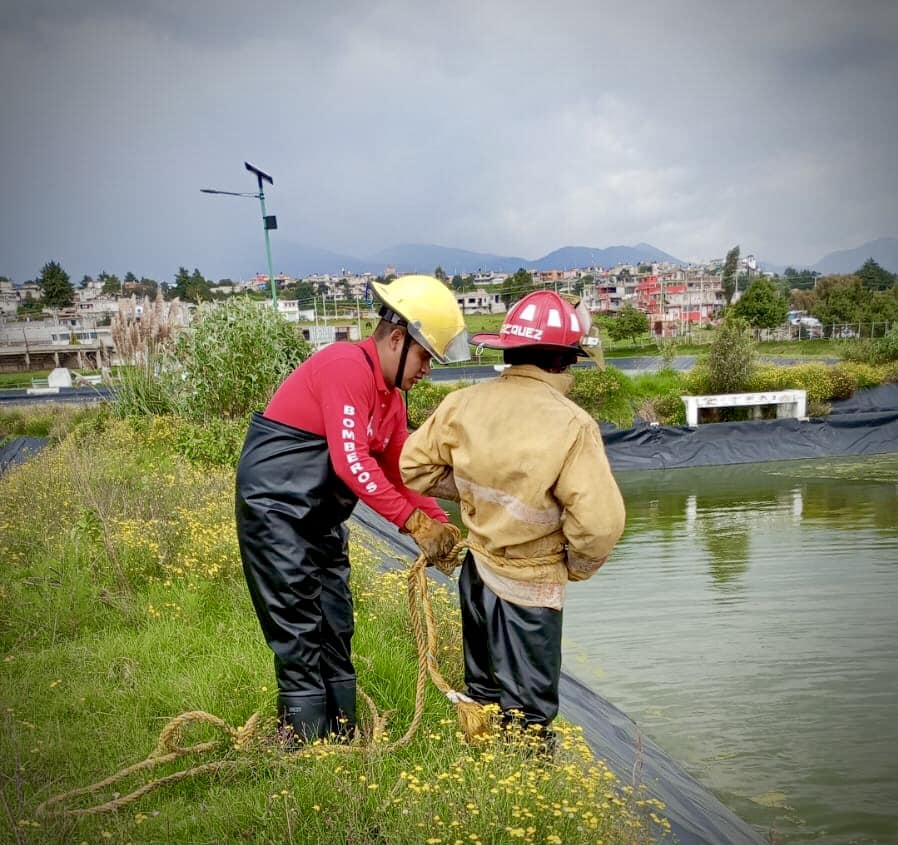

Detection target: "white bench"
[680, 390, 807, 426]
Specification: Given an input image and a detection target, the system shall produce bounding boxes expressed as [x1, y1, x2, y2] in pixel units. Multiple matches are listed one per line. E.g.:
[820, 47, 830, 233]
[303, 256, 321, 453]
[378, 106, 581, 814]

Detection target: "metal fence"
[752, 322, 894, 342]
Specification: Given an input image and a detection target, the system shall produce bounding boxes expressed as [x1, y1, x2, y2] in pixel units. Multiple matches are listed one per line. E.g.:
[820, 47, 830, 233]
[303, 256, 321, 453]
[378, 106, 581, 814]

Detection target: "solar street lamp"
[201, 161, 279, 306]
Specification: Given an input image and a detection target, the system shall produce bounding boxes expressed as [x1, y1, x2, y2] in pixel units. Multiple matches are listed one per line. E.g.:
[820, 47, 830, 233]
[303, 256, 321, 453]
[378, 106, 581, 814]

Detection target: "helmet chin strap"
[395, 330, 414, 428]
[394, 329, 413, 391]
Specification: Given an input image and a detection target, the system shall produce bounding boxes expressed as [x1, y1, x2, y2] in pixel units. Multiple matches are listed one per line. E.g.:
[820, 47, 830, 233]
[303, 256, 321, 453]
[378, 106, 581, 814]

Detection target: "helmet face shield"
[406, 322, 469, 364]
[437, 328, 470, 364]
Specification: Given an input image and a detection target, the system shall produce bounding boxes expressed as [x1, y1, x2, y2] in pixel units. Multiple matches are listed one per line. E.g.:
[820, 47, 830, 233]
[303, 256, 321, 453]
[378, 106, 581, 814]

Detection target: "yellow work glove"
[404, 509, 461, 569]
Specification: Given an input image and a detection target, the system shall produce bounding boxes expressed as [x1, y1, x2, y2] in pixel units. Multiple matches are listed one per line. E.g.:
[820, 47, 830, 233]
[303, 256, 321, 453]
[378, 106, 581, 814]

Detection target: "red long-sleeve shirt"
[264, 337, 447, 528]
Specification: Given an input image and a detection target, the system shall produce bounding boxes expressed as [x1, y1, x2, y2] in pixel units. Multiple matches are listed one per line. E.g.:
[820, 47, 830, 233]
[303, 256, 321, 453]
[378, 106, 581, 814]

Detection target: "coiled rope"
[35, 540, 489, 818]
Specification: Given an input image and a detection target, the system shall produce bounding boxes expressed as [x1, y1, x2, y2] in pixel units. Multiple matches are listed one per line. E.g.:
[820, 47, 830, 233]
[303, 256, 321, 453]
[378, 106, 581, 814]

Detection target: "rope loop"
[36, 543, 488, 818]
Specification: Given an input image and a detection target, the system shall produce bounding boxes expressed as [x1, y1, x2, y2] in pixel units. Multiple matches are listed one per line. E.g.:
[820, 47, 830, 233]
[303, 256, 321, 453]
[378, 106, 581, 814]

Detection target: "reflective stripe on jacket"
[400, 365, 625, 608]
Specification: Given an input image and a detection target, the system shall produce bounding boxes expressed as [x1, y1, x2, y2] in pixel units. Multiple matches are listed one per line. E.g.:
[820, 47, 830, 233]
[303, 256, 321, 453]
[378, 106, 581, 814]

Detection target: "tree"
[172, 266, 211, 304]
[450, 274, 464, 291]
[134, 276, 159, 298]
[501, 268, 536, 305]
[732, 277, 788, 328]
[38, 260, 74, 307]
[189, 268, 211, 302]
[172, 267, 191, 300]
[292, 280, 315, 304]
[607, 304, 649, 345]
[101, 272, 122, 295]
[721, 245, 740, 306]
[790, 288, 817, 312]
[434, 266, 448, 283]
[124, 271, 138, 288]
[856, 258, 895, 291]
[783, 267, 819, 290]
[811, 275, 865, 325]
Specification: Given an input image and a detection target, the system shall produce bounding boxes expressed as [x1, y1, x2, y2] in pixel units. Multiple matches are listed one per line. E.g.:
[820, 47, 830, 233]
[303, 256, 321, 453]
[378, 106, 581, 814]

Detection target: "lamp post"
[201, 161, 279, 306]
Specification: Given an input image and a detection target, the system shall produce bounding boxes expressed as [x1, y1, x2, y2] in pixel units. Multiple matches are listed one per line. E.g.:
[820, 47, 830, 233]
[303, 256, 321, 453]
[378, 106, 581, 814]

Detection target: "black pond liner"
[0, 436, 49, 476]
[352, 502, 767, 845]
[600, 400, 898, 472]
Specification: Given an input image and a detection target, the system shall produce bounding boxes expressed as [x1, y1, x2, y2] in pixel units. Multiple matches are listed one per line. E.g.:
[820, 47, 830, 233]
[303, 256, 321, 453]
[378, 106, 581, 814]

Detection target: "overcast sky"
[2, 0, 897, 282]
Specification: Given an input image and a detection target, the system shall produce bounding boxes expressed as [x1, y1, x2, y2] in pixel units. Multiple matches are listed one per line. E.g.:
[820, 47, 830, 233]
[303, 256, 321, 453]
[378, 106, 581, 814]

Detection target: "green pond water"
[559, 454, 898, 844]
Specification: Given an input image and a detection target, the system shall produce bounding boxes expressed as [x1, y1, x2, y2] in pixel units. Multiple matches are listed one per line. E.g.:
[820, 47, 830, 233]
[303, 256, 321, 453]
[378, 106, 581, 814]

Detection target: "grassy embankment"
[0, 409, 668, 845]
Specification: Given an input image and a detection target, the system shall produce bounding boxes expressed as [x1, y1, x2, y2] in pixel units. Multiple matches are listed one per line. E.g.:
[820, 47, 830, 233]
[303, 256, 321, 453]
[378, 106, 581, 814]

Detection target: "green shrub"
[637, 393, 687, 425]
[838, 361, 883, 390]
[654, 337, 678, 371]
[745, 365, 790, 392]
[407, 379, 457, 428]
[871, 326, 898, 364]
[682, 363, 711, 395]
[781, 363, 833, 404]
[706, 317, 755, 394]
[174, 415, 250, 467]
[827, 366, 859, 400]
[569, 366, 627, 418]
[170, 298, 311, 421]
[841, 338, 875, 363]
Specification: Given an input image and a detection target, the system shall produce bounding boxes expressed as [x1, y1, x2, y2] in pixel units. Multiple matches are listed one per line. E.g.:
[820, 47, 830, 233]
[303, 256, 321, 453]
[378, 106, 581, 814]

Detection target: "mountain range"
[258, 237, 898, 278]
[811, 237, 898, 275]
[270, 241, 686, 278]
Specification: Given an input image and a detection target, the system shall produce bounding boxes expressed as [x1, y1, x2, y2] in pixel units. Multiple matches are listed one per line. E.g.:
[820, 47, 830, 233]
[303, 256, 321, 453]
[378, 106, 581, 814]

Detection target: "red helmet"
[471, 290, 589, 354]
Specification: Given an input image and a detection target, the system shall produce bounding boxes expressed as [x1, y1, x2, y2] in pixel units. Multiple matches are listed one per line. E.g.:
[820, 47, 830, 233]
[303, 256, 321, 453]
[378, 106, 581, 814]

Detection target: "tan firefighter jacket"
[400, 365, 625, 609]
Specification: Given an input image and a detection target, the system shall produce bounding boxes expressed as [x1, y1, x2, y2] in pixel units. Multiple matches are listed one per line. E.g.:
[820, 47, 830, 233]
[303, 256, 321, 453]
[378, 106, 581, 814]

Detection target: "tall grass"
[0, 416, 666, 844]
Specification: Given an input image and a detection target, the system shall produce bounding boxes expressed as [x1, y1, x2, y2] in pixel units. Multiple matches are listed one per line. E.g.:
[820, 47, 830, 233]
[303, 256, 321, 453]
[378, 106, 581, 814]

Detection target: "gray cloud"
[2, 0, 896, 281]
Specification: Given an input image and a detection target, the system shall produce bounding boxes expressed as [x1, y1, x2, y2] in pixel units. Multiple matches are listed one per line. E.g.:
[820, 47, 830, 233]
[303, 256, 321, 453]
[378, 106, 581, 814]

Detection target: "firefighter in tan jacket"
[400, 290, 625, 739]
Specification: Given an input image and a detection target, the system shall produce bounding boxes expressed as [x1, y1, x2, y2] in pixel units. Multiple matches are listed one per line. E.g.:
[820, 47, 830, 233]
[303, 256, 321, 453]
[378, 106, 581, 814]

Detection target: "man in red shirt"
[236, 275, 468, 743]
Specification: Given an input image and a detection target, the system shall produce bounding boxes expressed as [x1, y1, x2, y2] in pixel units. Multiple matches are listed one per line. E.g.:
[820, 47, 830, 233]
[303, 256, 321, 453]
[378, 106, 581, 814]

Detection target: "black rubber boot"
[278, 692, 329, 744]
[326, 679, 357, 740]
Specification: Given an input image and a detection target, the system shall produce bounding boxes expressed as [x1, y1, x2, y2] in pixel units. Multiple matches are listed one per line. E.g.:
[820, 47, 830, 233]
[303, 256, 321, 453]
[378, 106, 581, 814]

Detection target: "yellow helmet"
[372, 275, 469, 363]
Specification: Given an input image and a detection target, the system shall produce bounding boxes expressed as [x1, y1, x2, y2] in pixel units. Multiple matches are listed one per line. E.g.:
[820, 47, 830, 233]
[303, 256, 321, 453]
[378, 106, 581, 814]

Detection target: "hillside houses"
[0, 258, 737, 372]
